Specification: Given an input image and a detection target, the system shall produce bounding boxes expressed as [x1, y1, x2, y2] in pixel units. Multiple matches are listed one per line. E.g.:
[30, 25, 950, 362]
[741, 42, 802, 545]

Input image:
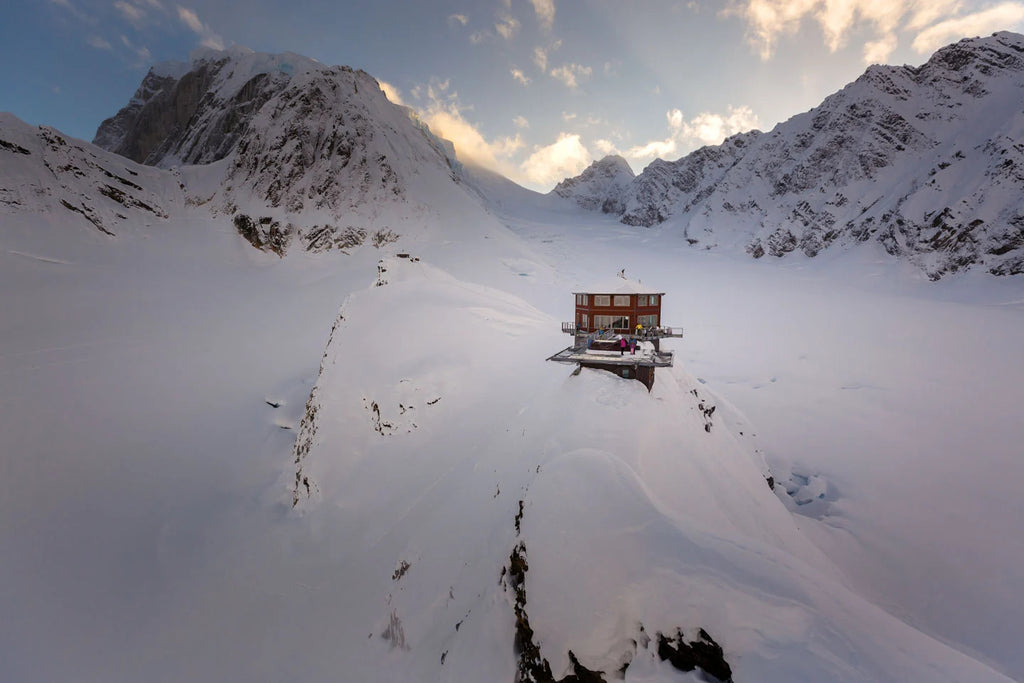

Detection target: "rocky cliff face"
[93, 48, 315, 167]
[556, 32, 1024, 279]
[93, 46, 463, 254]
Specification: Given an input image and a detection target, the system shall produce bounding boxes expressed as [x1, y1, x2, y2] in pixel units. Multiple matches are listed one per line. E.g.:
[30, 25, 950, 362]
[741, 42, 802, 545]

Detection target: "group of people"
[618, 327, 650, 356]
[584, 323, 656, 356]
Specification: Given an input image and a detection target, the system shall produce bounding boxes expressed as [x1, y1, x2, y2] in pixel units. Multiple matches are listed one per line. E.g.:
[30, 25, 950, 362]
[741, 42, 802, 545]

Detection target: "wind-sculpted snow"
[286, 256, 1014, 682]
[556, 32, 1024, 279]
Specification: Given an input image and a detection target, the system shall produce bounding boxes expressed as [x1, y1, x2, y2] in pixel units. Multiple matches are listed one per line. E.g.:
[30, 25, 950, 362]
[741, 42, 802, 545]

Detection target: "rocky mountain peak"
[558, 31, 1024, 279]
[553, 154, 636, 212]
[93, 47, 324, 166]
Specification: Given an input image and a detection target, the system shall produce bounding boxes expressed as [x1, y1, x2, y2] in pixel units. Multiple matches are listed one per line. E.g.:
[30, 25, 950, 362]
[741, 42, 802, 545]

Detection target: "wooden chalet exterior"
[569, 280, 664, 336]
[548, 276, 683, 391]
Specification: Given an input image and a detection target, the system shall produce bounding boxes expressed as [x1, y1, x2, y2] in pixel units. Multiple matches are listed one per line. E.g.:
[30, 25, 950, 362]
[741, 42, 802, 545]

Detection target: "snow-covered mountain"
[552, 154, 635, 212]
[0, 112, 182, 238]
[92, 45, 464, 255]
[4, 35, 1024, 683]
[556, 32, 1024, 279]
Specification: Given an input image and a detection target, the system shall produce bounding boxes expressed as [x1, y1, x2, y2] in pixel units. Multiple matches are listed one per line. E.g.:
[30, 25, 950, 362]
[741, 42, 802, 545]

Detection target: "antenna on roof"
[619, 268, 625, 279]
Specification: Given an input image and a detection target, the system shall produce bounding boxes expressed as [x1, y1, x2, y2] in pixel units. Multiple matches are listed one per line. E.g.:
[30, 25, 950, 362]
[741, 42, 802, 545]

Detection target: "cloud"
[511, 67, 531, 85]
[414, 81, 523, 175]
[87, 35, 112, 50]
[47, 0, 97, 25]
[114, 1, 145, 24]
[863, 32, 898, 63]
[520, 133, 592, 187]
[176, 5, 224, 49]
[912, 2, 1024, 53]
[470, 30, 489, 44]
[120, 34, 152, 66]
[449, 13, 469, 27]
[627, 105, 761, 163]
[496, 15, 520, 39]
[513, 115, 529, 129]
[378, 80, 405, 106]
[533, 46, 549, 71]
[533, 41, 560, 71]
[594, 139, 620, 156]
[729, 0, 983, 63]
[529, 0, 556, 31]
[550, 62, 592, 89]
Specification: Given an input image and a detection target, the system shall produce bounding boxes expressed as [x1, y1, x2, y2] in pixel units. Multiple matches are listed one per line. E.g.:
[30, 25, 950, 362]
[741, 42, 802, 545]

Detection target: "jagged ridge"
[556, 32, 1024, 279]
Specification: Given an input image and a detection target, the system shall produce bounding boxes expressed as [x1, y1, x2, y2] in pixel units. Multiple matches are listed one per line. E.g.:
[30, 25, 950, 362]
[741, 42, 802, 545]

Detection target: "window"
[594, 315, 629, 330]
[581, 314, 589, 328]
[649, 294, 659, 306]
[639, 314, 658, 328]
[613, 295, 630, 307]
[575, 294, 588, 305]
[637, 295, 648, 306]
[621, 368, 630, 378]
[594, 295, 610, 307]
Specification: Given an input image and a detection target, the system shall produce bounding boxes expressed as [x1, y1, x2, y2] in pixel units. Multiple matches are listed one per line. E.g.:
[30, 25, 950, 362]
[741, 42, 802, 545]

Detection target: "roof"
[573, 276, 664, 295]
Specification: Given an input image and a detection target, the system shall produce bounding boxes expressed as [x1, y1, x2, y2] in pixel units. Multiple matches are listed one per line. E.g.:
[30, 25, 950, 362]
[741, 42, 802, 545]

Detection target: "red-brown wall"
[574, 293, 663, 333]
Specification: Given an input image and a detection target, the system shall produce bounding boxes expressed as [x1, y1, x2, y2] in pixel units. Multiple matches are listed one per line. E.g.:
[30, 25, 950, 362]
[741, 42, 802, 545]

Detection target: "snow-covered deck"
[546, 345, 675, 367]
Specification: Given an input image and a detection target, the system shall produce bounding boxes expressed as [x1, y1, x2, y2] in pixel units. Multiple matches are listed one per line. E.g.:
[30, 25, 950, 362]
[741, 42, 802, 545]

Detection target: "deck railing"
[562, 323, 684, 339]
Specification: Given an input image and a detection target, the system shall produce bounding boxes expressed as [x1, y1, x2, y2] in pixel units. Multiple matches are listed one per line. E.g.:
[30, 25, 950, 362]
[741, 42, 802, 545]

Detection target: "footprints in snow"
[690, 388, 716, 433]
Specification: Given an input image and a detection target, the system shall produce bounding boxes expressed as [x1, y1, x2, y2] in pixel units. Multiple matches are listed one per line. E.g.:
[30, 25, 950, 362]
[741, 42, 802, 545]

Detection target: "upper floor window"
[594, 295, 611, 307]
[649, 294, 659, 306]
[576, 294, 588, 306]
[613, 295, 630, 307]
[637, 295, 648, 306]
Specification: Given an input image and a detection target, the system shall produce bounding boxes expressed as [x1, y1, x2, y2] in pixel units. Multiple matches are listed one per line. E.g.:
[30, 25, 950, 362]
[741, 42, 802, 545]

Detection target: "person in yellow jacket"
[635, 323, 644, 338]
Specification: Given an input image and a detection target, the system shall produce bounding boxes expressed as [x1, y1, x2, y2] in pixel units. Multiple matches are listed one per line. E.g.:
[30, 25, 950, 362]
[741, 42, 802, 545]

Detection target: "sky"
[3, 0, 1024, 191]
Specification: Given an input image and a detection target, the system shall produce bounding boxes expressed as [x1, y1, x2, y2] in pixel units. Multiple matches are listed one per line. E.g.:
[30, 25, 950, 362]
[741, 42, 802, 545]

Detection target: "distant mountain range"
[555, 32, 1024, 279]
[3, 34, 1023, 278]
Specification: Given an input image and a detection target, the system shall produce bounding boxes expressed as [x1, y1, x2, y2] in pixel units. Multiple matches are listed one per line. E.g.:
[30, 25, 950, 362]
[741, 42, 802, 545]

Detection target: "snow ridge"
[556, 32, 1024, 279]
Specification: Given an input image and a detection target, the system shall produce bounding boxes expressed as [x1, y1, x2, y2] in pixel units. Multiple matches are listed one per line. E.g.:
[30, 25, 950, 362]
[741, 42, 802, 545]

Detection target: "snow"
[4, 68, 1024, 681]
[577, 275, 663, 294]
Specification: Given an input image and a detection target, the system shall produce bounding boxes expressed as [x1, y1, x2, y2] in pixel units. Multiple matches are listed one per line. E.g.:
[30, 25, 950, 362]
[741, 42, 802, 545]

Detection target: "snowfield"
[2, 177, 1023, 681]
[3, 35, 1024, 679]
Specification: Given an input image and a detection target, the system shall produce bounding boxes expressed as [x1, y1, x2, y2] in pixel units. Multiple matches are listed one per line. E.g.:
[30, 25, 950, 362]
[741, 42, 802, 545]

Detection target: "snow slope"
[556, 32, 1024, 280]
[3, 35, 1024, 683]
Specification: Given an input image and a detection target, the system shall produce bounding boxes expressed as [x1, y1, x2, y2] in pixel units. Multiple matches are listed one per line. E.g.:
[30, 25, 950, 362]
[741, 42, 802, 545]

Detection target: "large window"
[639, 314, 658, 328]
[575, 294, 588, 305]
[637, 295, 648, 306]
[593, 295, 610, 307]
[594, 315, 629, 330]
[613, 295, 630, 306]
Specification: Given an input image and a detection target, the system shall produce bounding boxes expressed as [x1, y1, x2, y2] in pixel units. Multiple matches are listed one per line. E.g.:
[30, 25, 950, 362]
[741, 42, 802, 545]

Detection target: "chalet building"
[548, 276, 683, 391]
[567, 278, 664, 337]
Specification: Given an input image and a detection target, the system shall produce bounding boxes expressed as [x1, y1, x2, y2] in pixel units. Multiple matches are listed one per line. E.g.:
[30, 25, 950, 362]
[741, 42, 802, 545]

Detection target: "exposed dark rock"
[0, 138, 31, 155]
[656, 628, 733, 682]
[233, 213, 291, 255]
[60, 199, 114, 236]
